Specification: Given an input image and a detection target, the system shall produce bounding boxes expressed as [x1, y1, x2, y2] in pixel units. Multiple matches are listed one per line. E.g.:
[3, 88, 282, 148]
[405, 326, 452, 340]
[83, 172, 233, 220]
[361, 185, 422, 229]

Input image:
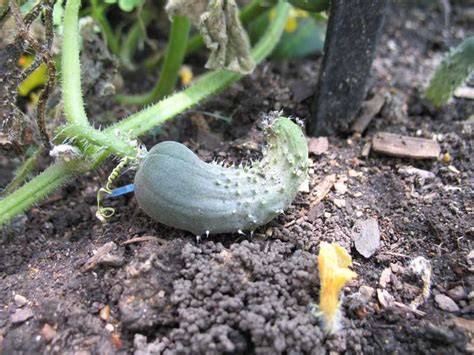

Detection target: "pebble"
[447, 286, 466, 301]
[390, 263, 404, 274]
[333, 198, 346, 208]
[13, 294, 28, 307]
[353, 218, 380, 258]
[40, 324, 56, 342]
[359, 285, 375, 301]
[100, 305, 110, 321]
[435, 294, 459, 312]
[334, 181, 348, 195]
[105, 323, 115, 332]
[308, 137, 329, 155]
[377, 289, 394, 308]
[379, 268, 392, 288]
[11, 307, 34, 324]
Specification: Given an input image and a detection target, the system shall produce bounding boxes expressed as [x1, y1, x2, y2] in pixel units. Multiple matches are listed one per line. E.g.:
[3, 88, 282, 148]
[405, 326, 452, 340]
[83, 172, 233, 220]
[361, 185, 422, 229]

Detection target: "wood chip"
[311, 174, 336, 205]
[372, 132, 441, 159]
[361, 142, 371, 157]
[379, 267, 392, 288]
[121, 236, 166, 245]
[83, 242, 123, 271]
[40, 323, 57, 342]
[352, 92, 386, 133]
[393, 301, 426, 316]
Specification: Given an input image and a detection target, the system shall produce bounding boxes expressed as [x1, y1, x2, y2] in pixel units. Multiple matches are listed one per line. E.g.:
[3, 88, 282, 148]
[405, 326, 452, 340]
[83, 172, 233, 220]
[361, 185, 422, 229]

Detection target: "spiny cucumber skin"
[134, 117, 308, 235]
[425, 36, 474, 108]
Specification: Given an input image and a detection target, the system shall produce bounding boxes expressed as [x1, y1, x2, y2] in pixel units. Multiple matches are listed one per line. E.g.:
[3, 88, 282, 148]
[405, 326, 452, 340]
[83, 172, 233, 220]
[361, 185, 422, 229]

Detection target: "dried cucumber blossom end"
[166, 0, 255, 74]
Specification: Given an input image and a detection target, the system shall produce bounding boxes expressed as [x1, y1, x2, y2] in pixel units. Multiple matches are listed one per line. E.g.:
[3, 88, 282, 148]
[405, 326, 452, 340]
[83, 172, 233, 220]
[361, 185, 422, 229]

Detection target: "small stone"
[105, 323, 115, 332]
[11, 307, 34, 324]
[100, 305, 110, 321]
[13, 294, 28, 307]
[359, 285, 375, 301]
[435, 294, 459, 312]
[298, 179, 310, 193]
[348, 169, 363, 178]
[448, 165, 460, 174]
[390, 263, 404, 274]
[398, 166, 435, 182]
[265, 227, 273, 237]
[353, 218, 380, 258]
[308, 137, 329, 155]
[334, 181, 348, 195]
[379, 268, 392, 288]
[467, 250, 474, 265]
[40, 324, 56, 342]
[447, 286, 466, 301]
[324, 212, 332, 219]
[377, 289, 394, 308]
[333, 198, 346, 208]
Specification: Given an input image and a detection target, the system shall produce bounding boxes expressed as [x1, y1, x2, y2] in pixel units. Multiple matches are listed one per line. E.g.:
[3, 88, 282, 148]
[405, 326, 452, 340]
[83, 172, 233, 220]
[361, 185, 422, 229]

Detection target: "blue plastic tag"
[106, 184, 135, 198]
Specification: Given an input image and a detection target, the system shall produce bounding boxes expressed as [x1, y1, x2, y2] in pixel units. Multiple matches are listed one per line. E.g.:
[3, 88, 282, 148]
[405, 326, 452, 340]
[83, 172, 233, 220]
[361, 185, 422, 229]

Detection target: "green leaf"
[272, 16, 326, 59]
[425, 36, 474, 108]
[118, 0, 141, 12]
[53, 0, 64, 26]
[249, 9, 326, 60]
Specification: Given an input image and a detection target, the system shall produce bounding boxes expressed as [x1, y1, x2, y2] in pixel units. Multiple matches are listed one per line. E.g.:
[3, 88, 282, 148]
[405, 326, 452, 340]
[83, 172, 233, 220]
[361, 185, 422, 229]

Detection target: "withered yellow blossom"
[317, 242, 357, 334]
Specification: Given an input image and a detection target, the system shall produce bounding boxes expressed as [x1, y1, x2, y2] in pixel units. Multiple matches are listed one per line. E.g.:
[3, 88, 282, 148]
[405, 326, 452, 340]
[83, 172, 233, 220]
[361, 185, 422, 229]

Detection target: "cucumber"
[134, 117, 308, 235]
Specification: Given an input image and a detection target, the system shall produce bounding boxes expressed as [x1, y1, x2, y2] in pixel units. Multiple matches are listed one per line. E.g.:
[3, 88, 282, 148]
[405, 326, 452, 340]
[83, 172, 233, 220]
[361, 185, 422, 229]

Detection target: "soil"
[1, 2, 473, 354]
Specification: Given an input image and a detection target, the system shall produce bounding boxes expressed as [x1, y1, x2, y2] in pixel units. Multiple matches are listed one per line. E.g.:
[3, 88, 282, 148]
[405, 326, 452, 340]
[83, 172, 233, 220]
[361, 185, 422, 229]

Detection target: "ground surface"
[1, 2, 473, 354]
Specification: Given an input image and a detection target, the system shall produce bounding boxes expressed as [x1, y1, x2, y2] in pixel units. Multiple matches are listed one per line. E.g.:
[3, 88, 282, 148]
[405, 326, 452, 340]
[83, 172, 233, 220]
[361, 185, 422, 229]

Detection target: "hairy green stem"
[0, 161, 82, 225]
[2, 148, 43, 196]
[58, 125, 138, 158]
[62, 0, 89, 126]
[90, 0, 119, 54]
[0, 2, 290, 225]
[119, 11, 151, 70]
[117, 15, 190, 105]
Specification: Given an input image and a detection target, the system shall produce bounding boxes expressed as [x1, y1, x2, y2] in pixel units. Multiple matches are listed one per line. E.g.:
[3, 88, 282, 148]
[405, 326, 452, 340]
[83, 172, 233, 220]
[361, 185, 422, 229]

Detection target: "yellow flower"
[179, 65, 193, 86]
[317, 242, 357, 333]
[270, 8, 309, 33]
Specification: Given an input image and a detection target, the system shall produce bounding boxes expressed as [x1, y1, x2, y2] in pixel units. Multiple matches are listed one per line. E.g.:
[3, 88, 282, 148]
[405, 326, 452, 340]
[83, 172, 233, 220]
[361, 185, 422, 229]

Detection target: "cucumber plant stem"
[62, 0, 90, 126]
[90, 0, 119, 54]
[116, 15, 191, 105]
[0, 2, 290, 225]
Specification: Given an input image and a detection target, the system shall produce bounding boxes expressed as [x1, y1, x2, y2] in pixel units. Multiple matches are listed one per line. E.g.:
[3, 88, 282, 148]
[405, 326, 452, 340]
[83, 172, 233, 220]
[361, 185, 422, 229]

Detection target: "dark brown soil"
[1, 2, 473, 354]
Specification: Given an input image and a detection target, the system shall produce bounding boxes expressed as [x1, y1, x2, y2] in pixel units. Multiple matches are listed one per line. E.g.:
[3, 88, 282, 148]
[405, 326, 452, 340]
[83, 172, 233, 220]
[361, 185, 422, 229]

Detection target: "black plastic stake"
[308, 0, 388, 137]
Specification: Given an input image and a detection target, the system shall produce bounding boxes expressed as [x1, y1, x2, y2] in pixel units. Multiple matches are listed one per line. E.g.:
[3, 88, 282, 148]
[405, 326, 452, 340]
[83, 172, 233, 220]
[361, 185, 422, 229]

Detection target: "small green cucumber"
[134, 117, 308, 235]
